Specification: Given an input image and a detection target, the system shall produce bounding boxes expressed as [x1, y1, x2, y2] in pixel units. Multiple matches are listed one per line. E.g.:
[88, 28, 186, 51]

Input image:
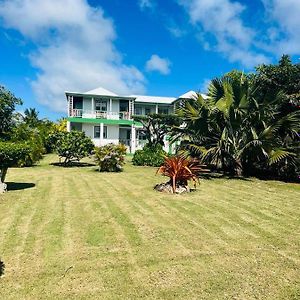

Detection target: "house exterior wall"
[81, 123, 119, 146]
[66, 91, 178, 154]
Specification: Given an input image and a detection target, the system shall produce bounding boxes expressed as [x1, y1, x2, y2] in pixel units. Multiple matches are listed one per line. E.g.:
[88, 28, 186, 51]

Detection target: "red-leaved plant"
[157, 155, 204, 193]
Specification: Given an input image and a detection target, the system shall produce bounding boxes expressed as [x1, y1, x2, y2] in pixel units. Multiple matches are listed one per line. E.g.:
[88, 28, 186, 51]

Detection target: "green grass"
[0, 154, 299, 299]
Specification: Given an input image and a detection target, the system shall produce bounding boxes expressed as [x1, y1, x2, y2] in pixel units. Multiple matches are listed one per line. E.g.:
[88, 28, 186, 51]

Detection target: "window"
[94, 125, 107, 138]
[145, 107, 151, 115]
[95, 99, 107, 111]
[94, 125, 100, 138]
[158, 106, 169, 114]
[119, 100, 129, 112]
[134, 106, 143, 115]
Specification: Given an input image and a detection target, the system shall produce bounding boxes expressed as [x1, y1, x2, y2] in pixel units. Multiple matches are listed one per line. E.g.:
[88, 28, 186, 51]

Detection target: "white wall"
[82, 123, 119, 146]
[82, 123, 93, 138]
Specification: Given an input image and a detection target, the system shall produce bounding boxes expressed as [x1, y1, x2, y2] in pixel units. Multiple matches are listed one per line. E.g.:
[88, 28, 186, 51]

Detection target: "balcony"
[70, 109, 131, 120]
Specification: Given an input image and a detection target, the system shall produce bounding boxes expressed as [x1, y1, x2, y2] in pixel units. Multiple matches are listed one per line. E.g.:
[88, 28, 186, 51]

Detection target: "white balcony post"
[131, 125, 136, 153]
[67, 121, 71, 132]
[92, 97, 95, 110]
[109, 98, 112, 112]
[155, 104, 158, 114]
[100, 123, 104, 146]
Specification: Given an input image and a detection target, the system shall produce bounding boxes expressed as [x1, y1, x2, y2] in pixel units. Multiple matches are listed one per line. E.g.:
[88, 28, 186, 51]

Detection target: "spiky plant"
[157, 155, 203, 193]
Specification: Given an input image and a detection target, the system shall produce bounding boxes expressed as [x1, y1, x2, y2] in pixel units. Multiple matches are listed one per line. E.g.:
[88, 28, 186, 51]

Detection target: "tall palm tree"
[174, 73, 300, 178]
[23, 108, 40, 127]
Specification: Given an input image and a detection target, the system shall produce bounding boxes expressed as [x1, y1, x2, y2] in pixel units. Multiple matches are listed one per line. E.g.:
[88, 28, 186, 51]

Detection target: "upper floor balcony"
[67, 93, 175, 121]
[70, 109, 132, 120]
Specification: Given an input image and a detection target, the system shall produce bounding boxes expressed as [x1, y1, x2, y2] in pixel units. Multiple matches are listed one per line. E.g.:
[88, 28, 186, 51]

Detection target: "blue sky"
[0, 0, 299, 120]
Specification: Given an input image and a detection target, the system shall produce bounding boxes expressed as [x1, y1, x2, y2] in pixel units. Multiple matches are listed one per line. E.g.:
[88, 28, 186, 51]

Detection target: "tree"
[10, 123, 46, 166]
[0, 142, 29, 192]
[53, 131, 94, 166]
[132, 114, 180, 148]
[23, 108, 40, 127]
[254, 55, 300, 108]
[0, 86, 22, 139]
[174, 72, 300, 180]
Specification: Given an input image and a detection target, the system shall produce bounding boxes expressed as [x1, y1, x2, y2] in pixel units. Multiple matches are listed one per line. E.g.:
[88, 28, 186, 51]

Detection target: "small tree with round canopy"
[0, 142, 29, 193]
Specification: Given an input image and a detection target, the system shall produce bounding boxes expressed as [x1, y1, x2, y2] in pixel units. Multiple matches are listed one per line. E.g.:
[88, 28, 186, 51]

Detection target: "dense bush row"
[132, 144, 166, 167]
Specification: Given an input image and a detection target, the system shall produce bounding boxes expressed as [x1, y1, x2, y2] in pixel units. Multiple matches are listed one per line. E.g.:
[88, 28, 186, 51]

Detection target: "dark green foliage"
[10, 124, 46, 167]
[254, 55, 300, 107]
[0, 142, 30, 187]
[174, 67, 300, 181]
[0, 142, 30, 168]
[23, 108, 40, 127]
[132, 144, 166, 167]
[0, 85, 22, 139]
[132, 114, 180, 148]
[53, 131, 94, 166]
[94, 143, 127, 172]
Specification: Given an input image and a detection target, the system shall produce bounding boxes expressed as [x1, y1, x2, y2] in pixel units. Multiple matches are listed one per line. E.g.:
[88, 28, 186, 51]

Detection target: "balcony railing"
[69, 109, 131, 120]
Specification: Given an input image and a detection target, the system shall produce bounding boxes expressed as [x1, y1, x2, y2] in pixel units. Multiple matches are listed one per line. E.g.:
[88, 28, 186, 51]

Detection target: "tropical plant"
[0, 85, 22, 139]
[94, 143, 126, 172]
[132, 144, 166, 167]
[174, 71, 300, 180]
[10, 123, 46, 166]
[254, 54, 300, 108]
[132, 114, 180, 148]
[157, 155, 203, 193]
[0, 142, 30, 192]
[23, 108, 40, 127]
[53, 131, 94, 166]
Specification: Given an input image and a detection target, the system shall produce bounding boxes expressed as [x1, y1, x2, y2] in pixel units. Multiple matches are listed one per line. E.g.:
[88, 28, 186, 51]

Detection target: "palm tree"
[174, 72, 300, 179]
[23, 108, 40, 127]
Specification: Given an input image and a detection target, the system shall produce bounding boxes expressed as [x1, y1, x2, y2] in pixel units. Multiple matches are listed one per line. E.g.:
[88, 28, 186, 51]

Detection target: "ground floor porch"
[67, 121, 174, 153]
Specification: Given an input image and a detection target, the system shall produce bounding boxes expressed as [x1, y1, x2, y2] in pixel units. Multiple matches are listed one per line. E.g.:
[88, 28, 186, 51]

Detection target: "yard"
[0, 154, 299, 299]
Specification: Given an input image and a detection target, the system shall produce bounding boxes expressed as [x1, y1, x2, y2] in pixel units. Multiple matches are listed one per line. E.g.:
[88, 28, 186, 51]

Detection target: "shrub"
[53, 131, 94, 166]
[94, 143, 126, 172]
[0, 142, 30, 192]
[132, 144, 166, 167]
[157, 155, 203, 193]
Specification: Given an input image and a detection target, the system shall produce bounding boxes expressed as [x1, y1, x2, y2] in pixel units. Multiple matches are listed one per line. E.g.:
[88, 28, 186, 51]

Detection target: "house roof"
[179, 90, 197, 99]
[65, 86, 207, 103]
[178, 90, 208, 99]
[129, 95, 176, 104]
[84, 87, 118, 97]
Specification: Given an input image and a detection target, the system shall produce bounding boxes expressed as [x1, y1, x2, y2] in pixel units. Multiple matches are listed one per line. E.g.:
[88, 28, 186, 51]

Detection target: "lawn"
[0, 154, 299, 299]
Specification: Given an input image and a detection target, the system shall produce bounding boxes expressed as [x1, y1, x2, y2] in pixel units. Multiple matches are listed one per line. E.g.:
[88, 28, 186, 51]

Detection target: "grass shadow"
[50, 162, 96, 168]
[6, 182, 35, 191]
[0, 260, 5, 277]
[199, 172, 252, 181]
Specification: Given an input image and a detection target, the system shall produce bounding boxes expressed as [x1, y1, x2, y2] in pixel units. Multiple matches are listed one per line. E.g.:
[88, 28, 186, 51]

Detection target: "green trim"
[67, 117, 142, 127]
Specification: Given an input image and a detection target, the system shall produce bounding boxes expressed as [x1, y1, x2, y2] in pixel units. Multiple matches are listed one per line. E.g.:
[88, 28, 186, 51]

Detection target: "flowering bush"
[94, 143, 127, 172]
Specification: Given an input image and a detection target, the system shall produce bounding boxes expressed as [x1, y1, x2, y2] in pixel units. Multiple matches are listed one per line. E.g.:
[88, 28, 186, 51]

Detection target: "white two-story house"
[66, 87, 198, 153]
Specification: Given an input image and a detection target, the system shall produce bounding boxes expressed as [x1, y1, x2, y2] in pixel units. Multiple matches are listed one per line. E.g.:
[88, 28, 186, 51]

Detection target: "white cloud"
[167, 25, 186, 38]
[145, 55, 171, 75]
[0, 0, 145, 112]
[261, 0, 300, 54]
[177, 0, 270, 67]
[138, 0, 154, 10]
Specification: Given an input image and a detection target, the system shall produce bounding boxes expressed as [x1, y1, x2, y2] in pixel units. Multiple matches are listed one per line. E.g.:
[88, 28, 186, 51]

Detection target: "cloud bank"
[177, 0, 270, 67]
[0, 0, 145, 112]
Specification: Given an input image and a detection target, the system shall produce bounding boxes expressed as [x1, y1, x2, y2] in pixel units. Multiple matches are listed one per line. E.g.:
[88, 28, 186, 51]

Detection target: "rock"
[0, 182, 7, 193]
[154, 182, 190, 194]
